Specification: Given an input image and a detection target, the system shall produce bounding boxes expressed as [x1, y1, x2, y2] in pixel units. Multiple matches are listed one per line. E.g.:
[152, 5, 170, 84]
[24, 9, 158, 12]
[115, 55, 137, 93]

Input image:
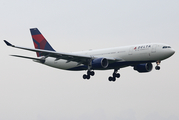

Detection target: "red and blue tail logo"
[30, 28, 55, 57]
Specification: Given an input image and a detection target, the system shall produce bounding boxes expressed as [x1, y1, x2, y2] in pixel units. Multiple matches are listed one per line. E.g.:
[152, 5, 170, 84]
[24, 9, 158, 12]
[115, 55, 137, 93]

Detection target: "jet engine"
[134, 63, 153, 73]
[92, 58, 108, 69]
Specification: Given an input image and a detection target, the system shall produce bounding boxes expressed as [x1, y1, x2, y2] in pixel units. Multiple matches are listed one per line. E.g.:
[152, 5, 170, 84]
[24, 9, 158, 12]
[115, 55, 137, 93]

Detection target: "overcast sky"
[1, 0, 179, 120]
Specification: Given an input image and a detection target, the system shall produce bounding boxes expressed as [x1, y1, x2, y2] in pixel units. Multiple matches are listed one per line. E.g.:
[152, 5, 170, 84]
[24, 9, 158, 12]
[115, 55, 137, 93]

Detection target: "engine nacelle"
[92, 58, 108, 69]
[134, 63, 153, 73]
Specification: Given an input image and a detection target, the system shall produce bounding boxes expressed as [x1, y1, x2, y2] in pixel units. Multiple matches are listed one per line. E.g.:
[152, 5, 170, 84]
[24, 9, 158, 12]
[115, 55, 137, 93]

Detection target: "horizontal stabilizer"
[10, 55, 45, 63]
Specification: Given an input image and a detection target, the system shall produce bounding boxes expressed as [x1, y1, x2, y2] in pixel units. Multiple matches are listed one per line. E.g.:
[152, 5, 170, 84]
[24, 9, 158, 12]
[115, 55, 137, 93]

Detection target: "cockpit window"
[163, 46, 171, 49]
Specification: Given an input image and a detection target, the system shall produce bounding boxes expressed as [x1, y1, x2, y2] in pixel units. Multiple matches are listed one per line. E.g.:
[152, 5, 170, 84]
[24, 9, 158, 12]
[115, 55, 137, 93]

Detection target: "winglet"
[4, 40, 15, 47]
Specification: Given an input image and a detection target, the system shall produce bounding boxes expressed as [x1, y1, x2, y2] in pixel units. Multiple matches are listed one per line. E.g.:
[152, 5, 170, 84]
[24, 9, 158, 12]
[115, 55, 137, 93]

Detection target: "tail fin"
[30, 28, 55, 57]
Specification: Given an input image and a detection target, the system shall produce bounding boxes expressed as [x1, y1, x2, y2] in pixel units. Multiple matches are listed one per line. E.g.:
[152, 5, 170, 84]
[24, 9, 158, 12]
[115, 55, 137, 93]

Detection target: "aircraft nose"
[170, 49, 175, 56]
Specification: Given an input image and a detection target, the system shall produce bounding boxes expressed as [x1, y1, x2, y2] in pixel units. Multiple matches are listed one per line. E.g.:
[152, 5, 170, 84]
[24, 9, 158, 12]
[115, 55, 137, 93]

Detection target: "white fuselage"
[42, 43, 175, 70]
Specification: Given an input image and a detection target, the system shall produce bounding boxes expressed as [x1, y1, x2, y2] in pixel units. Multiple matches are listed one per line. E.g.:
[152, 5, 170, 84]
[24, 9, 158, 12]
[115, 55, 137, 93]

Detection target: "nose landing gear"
[155, 61, 161, 70]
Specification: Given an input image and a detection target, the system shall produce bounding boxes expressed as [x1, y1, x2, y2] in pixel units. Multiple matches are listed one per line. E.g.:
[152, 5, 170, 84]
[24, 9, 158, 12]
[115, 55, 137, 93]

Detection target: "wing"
[4, 40, 122, 65]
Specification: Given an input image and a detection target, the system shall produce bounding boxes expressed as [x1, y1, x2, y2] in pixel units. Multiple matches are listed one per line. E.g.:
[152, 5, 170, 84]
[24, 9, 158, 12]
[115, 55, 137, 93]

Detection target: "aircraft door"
[128, 47, 133, 55]
[151, 44, 156, 53]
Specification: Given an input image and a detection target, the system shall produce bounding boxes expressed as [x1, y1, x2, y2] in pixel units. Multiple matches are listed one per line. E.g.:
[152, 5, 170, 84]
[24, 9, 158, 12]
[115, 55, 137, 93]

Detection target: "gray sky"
[1, 0, 179, 120]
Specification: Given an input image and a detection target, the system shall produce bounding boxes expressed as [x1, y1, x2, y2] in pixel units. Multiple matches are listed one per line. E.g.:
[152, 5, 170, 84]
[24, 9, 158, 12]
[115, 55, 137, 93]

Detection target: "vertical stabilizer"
[30, 28, 55, 57]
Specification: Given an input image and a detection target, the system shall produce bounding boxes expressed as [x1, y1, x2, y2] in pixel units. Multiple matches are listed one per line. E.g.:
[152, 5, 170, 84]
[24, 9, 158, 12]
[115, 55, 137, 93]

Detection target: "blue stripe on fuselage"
[67, 61, 156, 71]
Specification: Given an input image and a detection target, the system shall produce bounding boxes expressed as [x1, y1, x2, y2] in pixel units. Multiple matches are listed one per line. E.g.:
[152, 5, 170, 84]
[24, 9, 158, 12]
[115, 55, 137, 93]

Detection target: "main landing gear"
[155, 60, 161, 70]
[108, 69, 120, 82]
[83, 59, 95, 80]
[83, 70, 95, 80]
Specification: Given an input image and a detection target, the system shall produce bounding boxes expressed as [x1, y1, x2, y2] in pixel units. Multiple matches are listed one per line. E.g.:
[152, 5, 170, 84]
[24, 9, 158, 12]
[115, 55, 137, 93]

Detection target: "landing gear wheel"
[90, 71, 95, 76]
[116, 73, 120, 78]
[83, 74, 87, 79]
[86, 75, 90, 79]
[108, 76, 113, 81]
[108, 76, 116, 82]
[155, 66, 160, 70]
[113, 77, 116, 82]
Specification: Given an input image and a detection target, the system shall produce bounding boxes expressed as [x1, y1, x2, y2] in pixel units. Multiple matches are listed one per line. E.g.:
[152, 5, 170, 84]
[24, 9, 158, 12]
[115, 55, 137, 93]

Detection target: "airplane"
[4, 28, 175, 82]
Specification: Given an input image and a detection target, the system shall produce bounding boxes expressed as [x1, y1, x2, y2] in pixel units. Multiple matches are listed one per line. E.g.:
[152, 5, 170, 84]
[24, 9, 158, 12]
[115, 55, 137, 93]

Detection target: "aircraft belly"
[44, 57, 81, 70]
